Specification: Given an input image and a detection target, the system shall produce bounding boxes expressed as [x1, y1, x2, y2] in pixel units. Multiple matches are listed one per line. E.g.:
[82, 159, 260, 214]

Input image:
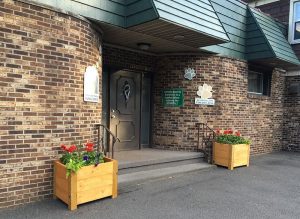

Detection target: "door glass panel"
[116, 76, 136, 114]
[141, 74, 151, 145]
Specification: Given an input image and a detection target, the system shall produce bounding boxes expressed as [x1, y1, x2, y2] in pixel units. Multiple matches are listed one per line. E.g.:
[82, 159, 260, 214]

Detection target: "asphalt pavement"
[0, 152, 299, 219]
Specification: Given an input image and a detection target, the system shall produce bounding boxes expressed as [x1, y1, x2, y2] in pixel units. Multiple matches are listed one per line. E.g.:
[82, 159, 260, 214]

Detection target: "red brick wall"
[253, 0, 300, 152]
[0, 1, 101, 208]
[152, 55, 285, 154]
[102, 48, 286, 155]
[284, 76, 300, 152]
[0, 0, 291, 210]
[102, 46, 156, 72]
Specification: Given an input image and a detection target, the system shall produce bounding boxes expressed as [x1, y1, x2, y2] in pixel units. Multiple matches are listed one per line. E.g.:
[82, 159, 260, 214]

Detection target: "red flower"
[67, 145, 77, 153]
[86, 142, 94, 147]
[60, 144, 77, 153]
[235, 131, 241, 136]
[223, 129, 233, 135]
[215, 128, 221, 134]
[61, 144, 67, 151]
[85, 142, 94, 152]
[86, 146, 94, 152]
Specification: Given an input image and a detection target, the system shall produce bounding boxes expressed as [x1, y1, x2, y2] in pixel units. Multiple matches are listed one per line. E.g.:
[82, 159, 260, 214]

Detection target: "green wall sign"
[162, 88, 184, 107]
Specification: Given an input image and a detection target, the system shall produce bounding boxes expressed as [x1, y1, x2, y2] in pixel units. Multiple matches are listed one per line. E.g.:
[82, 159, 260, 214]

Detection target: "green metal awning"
[200, 0, 300, 69]
[126, 0, 230, 48]
[29, 0, 230, 51]
[247, 7, 300, 67]
[25, 0, 300, 63]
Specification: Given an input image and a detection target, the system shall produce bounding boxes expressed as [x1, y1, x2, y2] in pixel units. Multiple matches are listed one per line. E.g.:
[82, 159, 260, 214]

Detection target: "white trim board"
[289, 0, 300, 44]
[248, 0, 280, 7]
[286, 69, 300, 76]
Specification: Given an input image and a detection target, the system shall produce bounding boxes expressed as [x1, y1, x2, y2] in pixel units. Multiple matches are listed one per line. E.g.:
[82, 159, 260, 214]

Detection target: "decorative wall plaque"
[197, 83, 213, 99]
[184, 67, 196, 80]
[84, 66, 99, 103]
[195, 83, 215, 106]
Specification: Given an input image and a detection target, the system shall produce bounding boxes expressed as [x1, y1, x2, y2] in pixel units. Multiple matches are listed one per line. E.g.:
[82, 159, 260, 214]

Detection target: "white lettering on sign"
[195, 98, 215, 105]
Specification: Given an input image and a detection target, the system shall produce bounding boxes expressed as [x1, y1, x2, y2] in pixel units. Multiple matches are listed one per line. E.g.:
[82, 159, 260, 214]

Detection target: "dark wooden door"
[110, 70, 141, 151]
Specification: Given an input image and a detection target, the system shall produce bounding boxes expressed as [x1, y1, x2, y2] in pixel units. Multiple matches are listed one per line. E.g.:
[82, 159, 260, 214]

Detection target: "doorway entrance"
[107, 70, 151, 151]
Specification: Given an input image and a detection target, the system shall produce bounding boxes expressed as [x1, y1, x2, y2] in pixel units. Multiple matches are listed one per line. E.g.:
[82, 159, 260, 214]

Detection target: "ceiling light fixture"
[174, 35, 185, 40]
[137, 43, 151, 51]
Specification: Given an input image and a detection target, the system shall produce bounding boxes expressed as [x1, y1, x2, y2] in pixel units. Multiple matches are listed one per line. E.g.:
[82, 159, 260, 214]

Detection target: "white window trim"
[289, 0, 300, 44]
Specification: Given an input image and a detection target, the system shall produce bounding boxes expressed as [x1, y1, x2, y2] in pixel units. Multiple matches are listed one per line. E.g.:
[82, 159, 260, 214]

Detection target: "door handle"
[111, 109, 116, 119]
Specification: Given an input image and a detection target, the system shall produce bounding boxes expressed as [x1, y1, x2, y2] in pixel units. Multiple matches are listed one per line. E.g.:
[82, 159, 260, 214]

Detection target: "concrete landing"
[115, 148, 204, 169]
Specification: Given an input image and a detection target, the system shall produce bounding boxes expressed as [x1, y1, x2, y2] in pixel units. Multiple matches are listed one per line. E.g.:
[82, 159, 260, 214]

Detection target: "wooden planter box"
[53, 157, 118, 210]
[213, 142, 250, 170]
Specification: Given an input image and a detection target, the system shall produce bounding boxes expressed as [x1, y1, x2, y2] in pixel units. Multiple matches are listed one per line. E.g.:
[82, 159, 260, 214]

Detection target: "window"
[248, 71, 263, 94]
[248, 67, 272, 96]
[289, 0, 300, 44]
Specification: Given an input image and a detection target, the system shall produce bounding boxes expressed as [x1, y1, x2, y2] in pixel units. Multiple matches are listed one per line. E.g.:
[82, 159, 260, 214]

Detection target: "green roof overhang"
[25, 0, 300, 62]
[28, 0, 230, 50]
[126, 0, 230, 48]
[247, 7, 300, 68]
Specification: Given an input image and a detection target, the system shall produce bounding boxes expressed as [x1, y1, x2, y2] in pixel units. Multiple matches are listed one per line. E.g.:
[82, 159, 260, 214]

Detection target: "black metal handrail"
[95, 124, 119, 159]
[196, 123, 216, 163]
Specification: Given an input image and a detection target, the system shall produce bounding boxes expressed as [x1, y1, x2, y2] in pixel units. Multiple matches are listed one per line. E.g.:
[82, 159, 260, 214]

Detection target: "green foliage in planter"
[81, 151, 104, 166]
[60, 142, 104, 177]
[65, 157, 85, 177]
[215, 134, 251, 145]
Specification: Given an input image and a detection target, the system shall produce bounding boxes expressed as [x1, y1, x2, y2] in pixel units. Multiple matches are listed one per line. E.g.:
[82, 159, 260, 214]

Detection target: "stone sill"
[247, 93, 270, 100]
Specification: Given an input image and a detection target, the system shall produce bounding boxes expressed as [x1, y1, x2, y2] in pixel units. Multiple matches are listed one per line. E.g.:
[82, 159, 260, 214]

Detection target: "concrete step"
[115, 149, 211, 185]
[119, 162, 214, 185]
[118, 151, 204, 170]
[119, 158, 203, 175]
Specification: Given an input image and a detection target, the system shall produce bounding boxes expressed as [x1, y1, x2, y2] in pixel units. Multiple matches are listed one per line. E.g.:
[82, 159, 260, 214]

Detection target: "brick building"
[246, 0, 300, 152]
[0, 0, 299, 208]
